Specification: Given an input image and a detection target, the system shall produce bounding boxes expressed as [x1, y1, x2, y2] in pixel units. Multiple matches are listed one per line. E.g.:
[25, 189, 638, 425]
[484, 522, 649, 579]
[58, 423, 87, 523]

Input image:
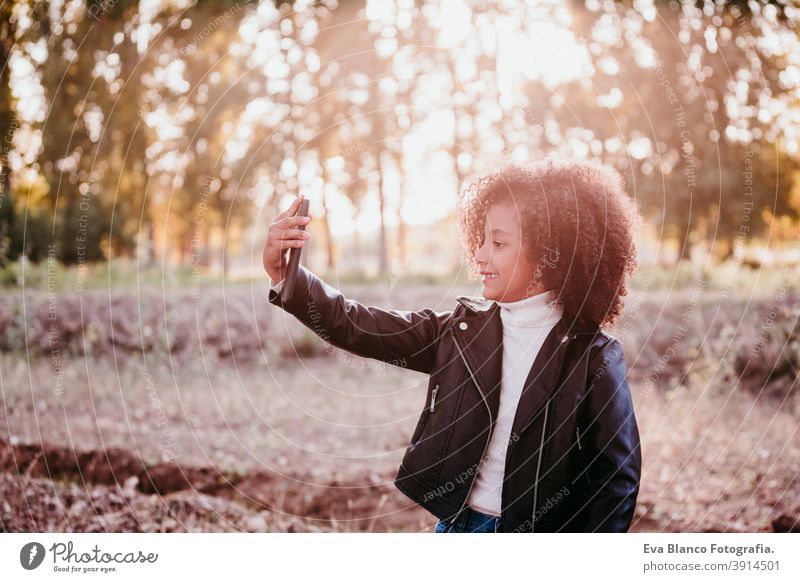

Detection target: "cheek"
[492, 250, 513, 275]
[503, 248, 534, 281]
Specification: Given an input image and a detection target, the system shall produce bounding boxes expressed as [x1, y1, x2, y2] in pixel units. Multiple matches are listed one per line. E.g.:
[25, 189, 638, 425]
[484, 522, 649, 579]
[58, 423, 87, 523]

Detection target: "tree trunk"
[321, 170, 334, 270]
[0, 163, 12, 264]
[393, 149, 406, 265]
[376, 152, 388, 277]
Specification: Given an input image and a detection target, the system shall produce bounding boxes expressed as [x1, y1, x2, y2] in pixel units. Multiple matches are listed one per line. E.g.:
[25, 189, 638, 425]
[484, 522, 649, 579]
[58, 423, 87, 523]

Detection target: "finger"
[277, 194, 304, 218]
[277, 228, 312, 241]
[276, 215, 312, 229]
[278, 239, 306, 249]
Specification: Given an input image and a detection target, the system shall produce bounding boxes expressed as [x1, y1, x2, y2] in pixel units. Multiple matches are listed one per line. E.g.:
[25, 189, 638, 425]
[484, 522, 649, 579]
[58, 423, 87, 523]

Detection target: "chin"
[480, 286, 502, 300]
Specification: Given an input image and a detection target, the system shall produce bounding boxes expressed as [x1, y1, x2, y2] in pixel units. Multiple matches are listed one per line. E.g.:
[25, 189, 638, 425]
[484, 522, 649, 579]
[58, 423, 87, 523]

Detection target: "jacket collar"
[455, 294, 496, 313]
[451, 294, 598, 435]
[456, 293, 600, 333]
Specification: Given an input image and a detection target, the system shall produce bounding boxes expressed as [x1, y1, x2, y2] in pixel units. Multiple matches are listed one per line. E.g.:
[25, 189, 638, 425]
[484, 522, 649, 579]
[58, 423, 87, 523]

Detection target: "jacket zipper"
[507, 333, 574, 452]
[531, 399, 550, 533]
[450, 329, 493, 527]
[511, 333, 574, 531]
[430, 384, 439, 412]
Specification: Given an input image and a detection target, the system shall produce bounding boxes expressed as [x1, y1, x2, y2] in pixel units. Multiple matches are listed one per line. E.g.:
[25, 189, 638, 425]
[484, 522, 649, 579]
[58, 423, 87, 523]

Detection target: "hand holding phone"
[281, 197, 310, 302]
[263, 194, 312, 297]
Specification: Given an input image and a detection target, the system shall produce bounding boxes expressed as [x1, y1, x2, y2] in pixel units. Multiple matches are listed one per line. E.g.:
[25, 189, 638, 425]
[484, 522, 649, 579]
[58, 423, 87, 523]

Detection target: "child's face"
[474, 201, 541, 302]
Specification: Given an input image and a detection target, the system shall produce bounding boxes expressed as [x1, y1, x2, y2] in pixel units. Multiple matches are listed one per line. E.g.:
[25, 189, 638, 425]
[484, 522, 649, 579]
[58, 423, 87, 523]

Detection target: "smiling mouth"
[481, 272, 498, 281]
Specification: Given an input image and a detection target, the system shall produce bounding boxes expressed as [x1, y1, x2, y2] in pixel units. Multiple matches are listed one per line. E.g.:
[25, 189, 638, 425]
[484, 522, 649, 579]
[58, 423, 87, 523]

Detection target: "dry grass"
[632, 385, 800, 532]
[1, 279, 798, 532]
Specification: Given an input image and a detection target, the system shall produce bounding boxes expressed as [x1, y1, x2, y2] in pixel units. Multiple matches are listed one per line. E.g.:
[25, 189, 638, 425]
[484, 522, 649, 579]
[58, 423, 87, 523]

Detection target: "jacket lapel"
[509, 317, 571, 437]
[452, 296, 503, 421]
[453, 296, 579, 435]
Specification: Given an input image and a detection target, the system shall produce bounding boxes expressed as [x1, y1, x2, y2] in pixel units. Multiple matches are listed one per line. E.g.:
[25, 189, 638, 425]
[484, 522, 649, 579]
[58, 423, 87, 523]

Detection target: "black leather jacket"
[268, 266, 642, 532]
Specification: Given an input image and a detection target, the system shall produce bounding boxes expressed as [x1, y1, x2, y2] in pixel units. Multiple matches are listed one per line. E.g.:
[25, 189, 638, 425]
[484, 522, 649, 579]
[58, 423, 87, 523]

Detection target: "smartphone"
[281, 197, 310, 303]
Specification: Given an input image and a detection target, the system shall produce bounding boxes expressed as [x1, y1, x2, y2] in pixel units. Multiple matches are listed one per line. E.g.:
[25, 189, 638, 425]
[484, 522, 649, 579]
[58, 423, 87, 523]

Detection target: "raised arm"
[579, 338, 642, 532]
[263, 195, 450, 375]
[268, 265, 450, 375]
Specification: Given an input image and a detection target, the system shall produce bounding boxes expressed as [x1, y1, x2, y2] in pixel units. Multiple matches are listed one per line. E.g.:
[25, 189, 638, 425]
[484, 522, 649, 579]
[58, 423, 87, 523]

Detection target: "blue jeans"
[434, 506, 503, 533]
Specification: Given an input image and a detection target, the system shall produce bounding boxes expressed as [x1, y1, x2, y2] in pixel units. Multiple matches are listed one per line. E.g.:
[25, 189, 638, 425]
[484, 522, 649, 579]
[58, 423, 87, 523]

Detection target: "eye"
[492, 241, 506, 249]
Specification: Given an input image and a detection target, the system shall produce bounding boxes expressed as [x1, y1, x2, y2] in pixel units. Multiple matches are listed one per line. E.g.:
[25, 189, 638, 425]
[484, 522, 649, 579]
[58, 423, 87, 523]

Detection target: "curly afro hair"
[456, 158, 643, 329]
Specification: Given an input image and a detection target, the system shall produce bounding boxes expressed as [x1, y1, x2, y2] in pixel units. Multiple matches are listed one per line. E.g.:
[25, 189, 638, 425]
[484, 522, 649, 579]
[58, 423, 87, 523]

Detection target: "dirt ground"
[2, 352, 798, 533]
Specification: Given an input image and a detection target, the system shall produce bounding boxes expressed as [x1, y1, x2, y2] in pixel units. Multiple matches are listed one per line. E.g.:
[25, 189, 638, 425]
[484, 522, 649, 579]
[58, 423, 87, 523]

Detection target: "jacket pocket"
[411, 383, 439, 444]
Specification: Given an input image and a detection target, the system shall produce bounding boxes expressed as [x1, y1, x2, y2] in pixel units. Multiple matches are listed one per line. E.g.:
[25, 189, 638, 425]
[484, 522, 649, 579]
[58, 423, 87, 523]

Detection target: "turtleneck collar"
[493, 289, 564, 328]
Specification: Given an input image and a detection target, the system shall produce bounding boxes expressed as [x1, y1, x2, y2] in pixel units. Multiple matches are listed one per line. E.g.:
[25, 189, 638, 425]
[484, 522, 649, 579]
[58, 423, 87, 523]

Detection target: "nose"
[474, 238, 491, 267]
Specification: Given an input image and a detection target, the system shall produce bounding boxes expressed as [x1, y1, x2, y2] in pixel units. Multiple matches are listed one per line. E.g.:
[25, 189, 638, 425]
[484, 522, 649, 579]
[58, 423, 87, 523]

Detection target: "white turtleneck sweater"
[466, 289, 564, 516]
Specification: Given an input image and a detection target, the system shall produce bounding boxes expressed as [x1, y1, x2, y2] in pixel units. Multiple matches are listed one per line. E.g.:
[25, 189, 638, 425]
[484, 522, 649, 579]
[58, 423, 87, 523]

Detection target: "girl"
[263, 158, 643, 533]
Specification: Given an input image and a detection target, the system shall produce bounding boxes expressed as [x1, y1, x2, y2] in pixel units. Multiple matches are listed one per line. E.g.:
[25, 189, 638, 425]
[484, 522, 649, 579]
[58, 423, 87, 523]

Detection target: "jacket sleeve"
[580, 338, 642, 532]
[267, 265, 451, 375]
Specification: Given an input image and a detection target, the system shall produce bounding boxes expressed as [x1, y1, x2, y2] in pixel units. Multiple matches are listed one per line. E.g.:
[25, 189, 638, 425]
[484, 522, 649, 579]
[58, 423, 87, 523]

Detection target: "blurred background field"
[1, 0, 800, 532]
